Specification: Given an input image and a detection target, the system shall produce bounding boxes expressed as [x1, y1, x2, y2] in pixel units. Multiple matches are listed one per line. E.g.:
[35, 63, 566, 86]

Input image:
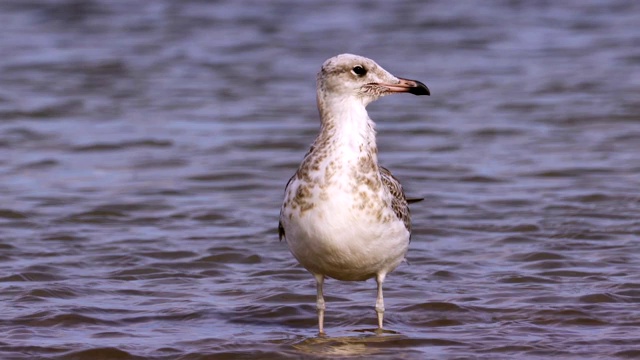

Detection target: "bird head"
[317, 54, 430, 106]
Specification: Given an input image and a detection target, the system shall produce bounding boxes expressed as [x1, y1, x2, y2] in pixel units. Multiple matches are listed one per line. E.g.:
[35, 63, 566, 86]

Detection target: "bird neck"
[315, 94, 378, 159]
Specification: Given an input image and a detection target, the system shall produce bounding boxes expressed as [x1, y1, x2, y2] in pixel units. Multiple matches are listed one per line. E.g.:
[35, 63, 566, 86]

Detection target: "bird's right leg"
[314, 273, 326, 335]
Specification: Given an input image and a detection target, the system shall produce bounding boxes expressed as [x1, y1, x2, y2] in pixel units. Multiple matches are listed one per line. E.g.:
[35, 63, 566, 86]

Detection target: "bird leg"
[375, 273, 386, 329]
[314, 273, 326, 335]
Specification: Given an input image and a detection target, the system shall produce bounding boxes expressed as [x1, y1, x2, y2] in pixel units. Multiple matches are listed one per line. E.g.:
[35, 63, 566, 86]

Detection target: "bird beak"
[379, 78, 430, 96]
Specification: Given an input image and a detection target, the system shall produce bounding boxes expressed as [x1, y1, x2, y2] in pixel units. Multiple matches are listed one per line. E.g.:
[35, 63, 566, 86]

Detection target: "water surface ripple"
[1, 0, 639, 359]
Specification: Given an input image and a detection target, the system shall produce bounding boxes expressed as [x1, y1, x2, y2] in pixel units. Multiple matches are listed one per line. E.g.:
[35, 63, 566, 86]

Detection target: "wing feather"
[278, 173, 298, 241]
[379, 166, 412, 233]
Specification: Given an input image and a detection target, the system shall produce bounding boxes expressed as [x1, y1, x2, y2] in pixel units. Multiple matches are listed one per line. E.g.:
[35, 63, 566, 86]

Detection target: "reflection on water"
[1, 0, 640, 359]
[293, 334, 403, 357]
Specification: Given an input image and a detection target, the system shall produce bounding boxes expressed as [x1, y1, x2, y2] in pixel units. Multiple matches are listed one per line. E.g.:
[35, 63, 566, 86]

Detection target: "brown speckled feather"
[280, 166, 421, 241]
[379, 166, 412, 233]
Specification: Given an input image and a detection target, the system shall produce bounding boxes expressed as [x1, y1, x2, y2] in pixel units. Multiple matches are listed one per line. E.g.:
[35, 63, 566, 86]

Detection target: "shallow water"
[1, 0, 640, 359]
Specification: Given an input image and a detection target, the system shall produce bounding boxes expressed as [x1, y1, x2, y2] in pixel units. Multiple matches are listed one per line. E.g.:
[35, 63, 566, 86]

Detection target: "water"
[1, 0, 639, 358]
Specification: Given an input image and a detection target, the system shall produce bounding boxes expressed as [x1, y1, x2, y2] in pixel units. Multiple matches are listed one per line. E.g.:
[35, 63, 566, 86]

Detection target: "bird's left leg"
[375, 272, 386, 329]
[314, 273, 326, 335]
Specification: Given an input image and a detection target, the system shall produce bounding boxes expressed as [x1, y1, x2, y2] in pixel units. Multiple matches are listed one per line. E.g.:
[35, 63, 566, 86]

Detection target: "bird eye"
[352, 65, 367, 76]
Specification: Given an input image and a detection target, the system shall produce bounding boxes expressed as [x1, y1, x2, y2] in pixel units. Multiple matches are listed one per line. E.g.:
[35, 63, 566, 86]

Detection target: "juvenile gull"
[279, 54, 430, 334]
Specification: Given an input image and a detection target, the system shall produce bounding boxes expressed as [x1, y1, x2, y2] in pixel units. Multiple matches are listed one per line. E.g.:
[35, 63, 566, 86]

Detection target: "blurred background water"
[1, 0, 639, 359]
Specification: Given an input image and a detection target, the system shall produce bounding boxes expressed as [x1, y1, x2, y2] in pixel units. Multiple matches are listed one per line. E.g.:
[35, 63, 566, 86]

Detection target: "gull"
[279, 54, 430, 334]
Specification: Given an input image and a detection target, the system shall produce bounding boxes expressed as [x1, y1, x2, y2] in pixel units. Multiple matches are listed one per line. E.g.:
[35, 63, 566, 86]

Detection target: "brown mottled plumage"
[379, 166, 411, 233]
[279, 165, 418, 241]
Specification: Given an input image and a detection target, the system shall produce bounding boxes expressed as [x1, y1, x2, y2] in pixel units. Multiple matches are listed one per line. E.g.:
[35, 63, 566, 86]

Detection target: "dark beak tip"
[410, 79, 430, 96]
[411, 84, 430, 96]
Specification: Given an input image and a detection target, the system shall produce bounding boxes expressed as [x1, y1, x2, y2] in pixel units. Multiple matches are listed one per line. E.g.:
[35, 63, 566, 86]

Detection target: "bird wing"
[278, 220, 285, 242]
[278, 173, 297, 242]
[379, 166, 412, 233]
[279, 144, 318, 241]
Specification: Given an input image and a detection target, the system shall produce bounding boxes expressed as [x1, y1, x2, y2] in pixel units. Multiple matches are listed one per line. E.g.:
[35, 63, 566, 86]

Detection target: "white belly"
[281, 187, 410, 281]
